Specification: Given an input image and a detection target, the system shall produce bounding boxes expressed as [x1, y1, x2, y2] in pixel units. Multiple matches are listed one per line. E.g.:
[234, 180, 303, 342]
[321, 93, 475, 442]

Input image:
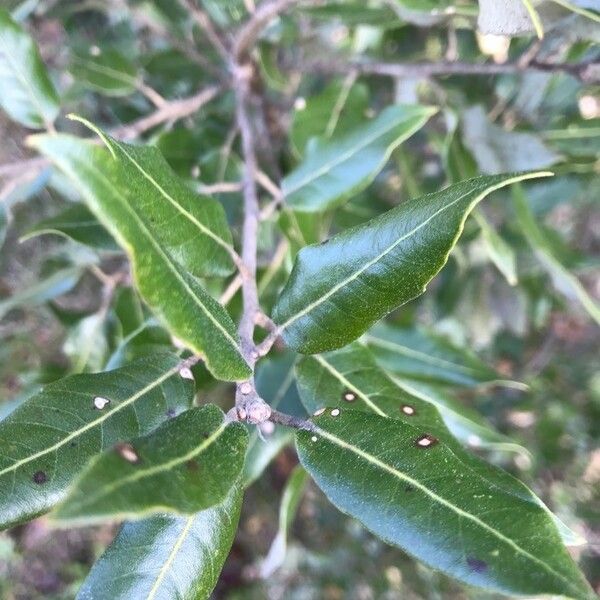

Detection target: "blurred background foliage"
[0, 0, 598, 598]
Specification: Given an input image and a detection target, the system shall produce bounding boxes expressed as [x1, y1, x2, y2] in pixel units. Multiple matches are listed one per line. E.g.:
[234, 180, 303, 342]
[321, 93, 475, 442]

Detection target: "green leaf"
[512, 183, 600, 325]
[461, 106, 560, 174]
[282, 104, 436, 212]
[22, 204, 119, 252]
[53, 405, 248, 524]
[77, 484, 243, 600]
[31, 133, 251, 382]
[290, 79, 369, 156]
[294, 342, 577, 544]
[0, 8, 59, 128]
[364, 322, 502, 387]
[296, 410, 592, 598]
[273, 172, 552, 354]
[0, 353, 194, 529]
[259, 465, 308, 577]
[0, 264, 86, 321]
[295, 342, 522, 453]
[70, 49, 138, 97]
[69, 117, 236, 279]
[473, 211, 518, 286]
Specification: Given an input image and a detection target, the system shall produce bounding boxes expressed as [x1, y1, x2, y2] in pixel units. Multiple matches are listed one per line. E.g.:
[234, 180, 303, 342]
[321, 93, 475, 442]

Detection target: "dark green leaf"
[53, 405, 248, 524]
[273, 173, 551, 354]
[77, 485, 243, 600]
[0, 8, 60, 128]
[295, 342, 576, 544]
[22, 204, 119, 251]
[31, 133, 251, 382]
[297, 410, 592, 598]
[70, 49, 138, 97]
[290, 79, 369, 156]
[365, 323, 502, 387]
[0, 353, 194, 529]
[283, 104, 436, 212]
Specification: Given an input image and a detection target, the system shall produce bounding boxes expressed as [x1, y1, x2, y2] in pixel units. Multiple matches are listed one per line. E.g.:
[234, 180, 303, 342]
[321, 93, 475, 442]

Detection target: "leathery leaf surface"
[273, 172, 552, 354]
[31, 133, 251, 382]
[54, 405, 248, 524]
[0, 352, 193, 529]
[76, 485, 243, 600]
[297, 410, 592, 598]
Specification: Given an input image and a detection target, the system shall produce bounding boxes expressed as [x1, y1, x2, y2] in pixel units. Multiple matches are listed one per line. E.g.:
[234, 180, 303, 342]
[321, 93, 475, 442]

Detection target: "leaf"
[473, 211, 518, 286]
[69, 116, 236, 279]
[22, 204, 119, 251]
[31, 133, 251, 382]
[0, 352, 194, 529]
[296, 410, 592, 598]
[53, 405, 248, 524]
[364, 322, 502, 387]
[282, 104, 436, 212]
[290, 78, 369, 156]
[0, 265, 86, 321]
[272, 172, 552, 354]
[70, 49, 138, 97]
[294, 343, 515, 451]
[294, 342, 578, 544]
[461, 106, 560, 174]
[259, 465, 308, 578]
[76, 484, 243, 600]
[0, 8, 59, 128]
[512, 183, 600, 325]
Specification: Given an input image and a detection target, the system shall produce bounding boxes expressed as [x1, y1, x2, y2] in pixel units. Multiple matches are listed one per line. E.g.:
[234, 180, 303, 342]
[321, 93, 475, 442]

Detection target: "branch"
[233, 0, 311, 61]
[269, 409, 315, 431]
[1, 86, 222, 197]
[179, 0, 231, 63]
[299, 58, 600, 83]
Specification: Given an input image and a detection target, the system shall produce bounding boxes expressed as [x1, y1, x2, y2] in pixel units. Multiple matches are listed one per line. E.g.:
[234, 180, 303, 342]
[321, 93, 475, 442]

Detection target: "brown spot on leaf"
[32, 471, 47, 484]
[186, 459, 199, 471]
[415, 434, 438, 448]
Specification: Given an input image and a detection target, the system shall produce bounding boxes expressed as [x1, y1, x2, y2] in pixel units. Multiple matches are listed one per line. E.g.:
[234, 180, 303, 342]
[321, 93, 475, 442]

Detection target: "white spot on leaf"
[179, 367, 194, 381]
[330, 408, 340, 417]
[93, 396, 110, 410]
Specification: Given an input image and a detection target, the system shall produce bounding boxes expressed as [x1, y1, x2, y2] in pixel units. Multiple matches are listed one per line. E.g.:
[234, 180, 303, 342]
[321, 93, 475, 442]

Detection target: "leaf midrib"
[283, 111, 423, 197]
[114, 142, 235, 255]
[279, 174, 546, 331]
[63, 419, 229, 514]
[315, 425, 580, 596]
[56, 153, 243, 357]
[0, 364, 180, 479]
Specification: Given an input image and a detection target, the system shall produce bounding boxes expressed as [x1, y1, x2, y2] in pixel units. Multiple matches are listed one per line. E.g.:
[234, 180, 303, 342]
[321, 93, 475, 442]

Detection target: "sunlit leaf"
[0, 8, 59, 128]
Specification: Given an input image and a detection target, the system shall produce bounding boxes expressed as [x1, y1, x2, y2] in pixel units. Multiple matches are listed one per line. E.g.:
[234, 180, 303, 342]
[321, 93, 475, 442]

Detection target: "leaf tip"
[67, 113, 116, 159]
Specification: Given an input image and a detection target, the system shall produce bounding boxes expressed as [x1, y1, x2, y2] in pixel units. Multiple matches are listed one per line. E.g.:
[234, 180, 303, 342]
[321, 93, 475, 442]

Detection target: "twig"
[234, 64, 262, 363]
[0, 86, 222, 193]
[179, 0, 231, 63]
[219, 275, 243, 305]
[197, 181, 242, 195]
[114, 85, 222, 140]
[298, 58, 600, 83]
[233, 0, 310, 61]
[269, 409, 315, 431]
